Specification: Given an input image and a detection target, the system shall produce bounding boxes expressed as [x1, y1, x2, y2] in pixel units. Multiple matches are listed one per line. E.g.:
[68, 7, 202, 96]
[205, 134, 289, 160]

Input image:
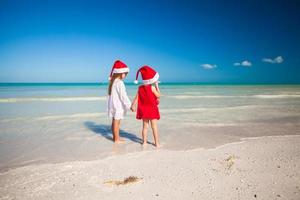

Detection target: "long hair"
[108, 73, 123, 95]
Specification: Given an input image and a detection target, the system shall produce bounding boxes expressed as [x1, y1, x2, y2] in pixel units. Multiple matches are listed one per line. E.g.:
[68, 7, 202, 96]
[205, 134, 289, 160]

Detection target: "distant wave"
[167, 94, 300, 99]
[166, 95, 245, 99]
[1, 112, 107, 122]
[1, 94, 299, 103]
[0, 96, 107, 103]
[35, 112, 107, 120]
[253, 94, 300, 99]
[160, 105, 257, 113]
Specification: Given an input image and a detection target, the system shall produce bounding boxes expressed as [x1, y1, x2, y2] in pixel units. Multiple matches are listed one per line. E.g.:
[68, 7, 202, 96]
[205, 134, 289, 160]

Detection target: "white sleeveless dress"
[107, 79, 131, 119]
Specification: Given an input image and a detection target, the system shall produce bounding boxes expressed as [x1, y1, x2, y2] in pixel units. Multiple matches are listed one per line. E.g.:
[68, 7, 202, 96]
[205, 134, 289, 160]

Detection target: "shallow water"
[0, 84, 300, 171]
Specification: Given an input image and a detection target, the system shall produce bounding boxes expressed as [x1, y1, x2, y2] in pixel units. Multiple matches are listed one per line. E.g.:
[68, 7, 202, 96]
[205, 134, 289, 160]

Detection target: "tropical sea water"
[0, 83, 300, 171]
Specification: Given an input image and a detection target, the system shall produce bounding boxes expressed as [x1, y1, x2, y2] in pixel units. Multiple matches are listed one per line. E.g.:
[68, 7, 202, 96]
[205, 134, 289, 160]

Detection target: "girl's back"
[137, 85, 160, 120]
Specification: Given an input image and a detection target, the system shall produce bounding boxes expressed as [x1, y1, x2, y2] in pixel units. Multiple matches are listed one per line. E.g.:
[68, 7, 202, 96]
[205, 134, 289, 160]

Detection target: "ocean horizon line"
[0, 82, 300, 87]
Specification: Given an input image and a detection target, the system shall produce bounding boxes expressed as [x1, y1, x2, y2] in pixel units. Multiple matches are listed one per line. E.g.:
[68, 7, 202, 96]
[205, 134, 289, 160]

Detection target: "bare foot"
[142, 141, 147, 146]
[114, 138, 126, 144]
[155, 143, 161, 148]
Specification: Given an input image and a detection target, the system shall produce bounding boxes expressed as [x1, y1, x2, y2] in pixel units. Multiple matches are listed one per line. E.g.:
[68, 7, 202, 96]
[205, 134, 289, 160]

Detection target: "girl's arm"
[118, 81, 131, 110]
[151, 85, 160, 98]
[155, 82, 160, 93]
[130, 93, 138, 112]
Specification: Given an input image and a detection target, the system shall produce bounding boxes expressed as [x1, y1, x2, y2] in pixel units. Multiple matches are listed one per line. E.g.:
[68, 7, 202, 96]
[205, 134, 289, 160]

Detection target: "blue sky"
[0, 0, 299, 83]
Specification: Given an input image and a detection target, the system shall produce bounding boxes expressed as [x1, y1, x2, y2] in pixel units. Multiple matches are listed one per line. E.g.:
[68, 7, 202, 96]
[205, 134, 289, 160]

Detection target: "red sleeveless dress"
[136, 85, 160, 120]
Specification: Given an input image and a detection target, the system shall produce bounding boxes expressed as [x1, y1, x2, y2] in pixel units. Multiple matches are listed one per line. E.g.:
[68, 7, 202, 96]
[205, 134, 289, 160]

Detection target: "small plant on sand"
[225, 155, 238, 170]
[104, 176, 142, 186]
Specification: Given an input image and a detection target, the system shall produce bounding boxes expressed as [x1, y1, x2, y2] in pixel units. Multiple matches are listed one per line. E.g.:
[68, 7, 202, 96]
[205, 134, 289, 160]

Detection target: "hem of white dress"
[108, 110, 127, 119]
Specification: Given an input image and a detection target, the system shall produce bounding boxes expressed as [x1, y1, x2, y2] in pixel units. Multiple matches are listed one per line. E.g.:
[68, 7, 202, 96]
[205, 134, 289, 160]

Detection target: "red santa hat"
[134, 65, 159, 84]
[108, 60, 129, 80]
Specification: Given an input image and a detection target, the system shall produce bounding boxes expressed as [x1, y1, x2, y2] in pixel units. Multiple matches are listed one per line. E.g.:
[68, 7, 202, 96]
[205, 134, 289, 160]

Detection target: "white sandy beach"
[1, 135, 299, 200]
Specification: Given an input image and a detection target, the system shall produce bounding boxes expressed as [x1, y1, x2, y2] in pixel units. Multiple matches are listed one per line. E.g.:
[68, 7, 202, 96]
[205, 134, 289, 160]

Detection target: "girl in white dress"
[107, 60, 131, 143]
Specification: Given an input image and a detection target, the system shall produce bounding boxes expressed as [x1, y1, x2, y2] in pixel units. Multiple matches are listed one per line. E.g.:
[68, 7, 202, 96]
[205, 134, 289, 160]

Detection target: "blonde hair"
[108, 73, 127, 95]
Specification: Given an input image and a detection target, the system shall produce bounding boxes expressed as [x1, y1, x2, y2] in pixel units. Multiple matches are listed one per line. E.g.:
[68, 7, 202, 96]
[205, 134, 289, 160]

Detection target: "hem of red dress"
[136, 117, 160, 120]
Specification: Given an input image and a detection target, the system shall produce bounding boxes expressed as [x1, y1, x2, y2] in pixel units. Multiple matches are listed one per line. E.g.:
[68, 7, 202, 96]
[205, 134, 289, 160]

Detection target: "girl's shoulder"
[150, 85, 156, 91]
[113, 79, 123, 86]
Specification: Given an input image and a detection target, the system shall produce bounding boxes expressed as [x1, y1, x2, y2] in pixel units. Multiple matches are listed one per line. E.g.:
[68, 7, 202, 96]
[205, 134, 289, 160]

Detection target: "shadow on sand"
[84, 121, 142, 144]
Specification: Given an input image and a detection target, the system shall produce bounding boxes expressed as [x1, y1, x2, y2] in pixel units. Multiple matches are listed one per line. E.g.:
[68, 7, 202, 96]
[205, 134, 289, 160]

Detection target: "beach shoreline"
[1, 134, 299, 200]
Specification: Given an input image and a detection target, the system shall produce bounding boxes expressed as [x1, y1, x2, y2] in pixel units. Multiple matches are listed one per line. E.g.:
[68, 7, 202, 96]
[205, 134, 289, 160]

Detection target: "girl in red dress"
[131, 66, 161, 147]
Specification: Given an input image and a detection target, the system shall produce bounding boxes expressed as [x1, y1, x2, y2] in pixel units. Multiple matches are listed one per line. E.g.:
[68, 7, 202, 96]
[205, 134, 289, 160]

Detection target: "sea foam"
[167, 94, 300, 99]
[0, 96, 107, 103]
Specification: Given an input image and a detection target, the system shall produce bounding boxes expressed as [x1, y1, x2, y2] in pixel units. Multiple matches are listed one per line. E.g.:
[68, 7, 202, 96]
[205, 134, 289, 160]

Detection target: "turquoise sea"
[0, 83, 300, 171]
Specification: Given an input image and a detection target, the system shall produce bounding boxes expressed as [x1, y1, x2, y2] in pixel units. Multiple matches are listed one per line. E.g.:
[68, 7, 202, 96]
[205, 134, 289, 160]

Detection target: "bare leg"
[150, 119, 160, 147]
[111, 120, 114, 141]
[142, 119, 149, 145]
[112, 118, 122, 143]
